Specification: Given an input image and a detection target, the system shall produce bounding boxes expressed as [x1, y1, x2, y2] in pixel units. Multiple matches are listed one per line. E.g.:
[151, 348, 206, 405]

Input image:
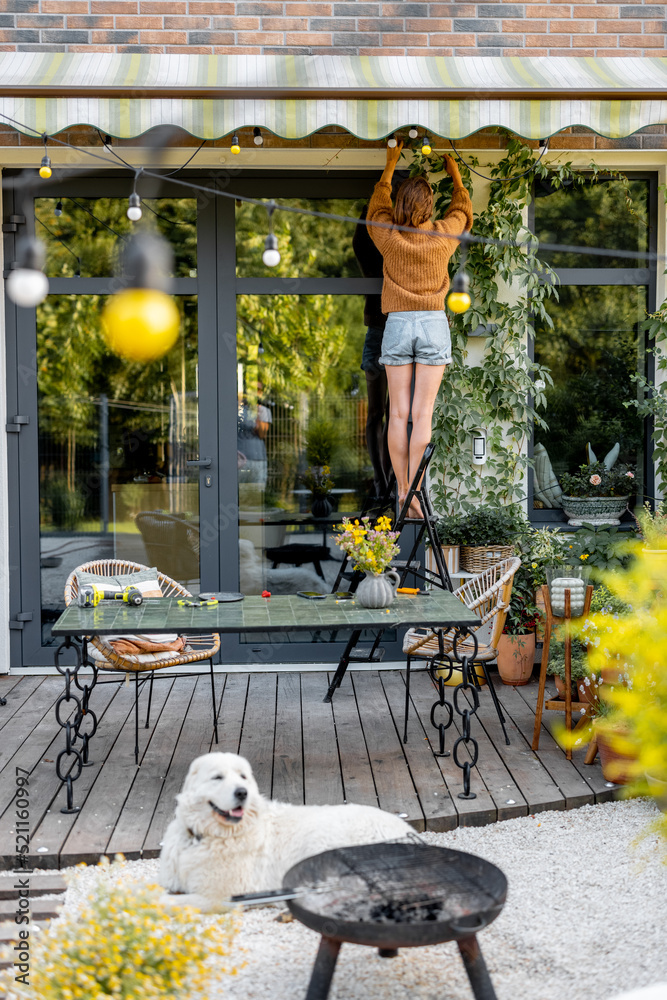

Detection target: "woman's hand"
[443, 153, 464, 184]
[385, 140, 404, 167]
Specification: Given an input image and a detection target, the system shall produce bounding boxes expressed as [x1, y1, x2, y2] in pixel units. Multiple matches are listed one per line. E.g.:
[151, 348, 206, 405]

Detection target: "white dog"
[159, 752, 413, 912]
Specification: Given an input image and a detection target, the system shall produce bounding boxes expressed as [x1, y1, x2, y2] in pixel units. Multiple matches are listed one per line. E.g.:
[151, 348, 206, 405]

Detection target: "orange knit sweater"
[367, 181, 473, 313]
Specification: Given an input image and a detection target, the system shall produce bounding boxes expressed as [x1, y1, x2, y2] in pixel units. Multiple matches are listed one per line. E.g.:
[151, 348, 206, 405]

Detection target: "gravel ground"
[10, 798, 667, 1000]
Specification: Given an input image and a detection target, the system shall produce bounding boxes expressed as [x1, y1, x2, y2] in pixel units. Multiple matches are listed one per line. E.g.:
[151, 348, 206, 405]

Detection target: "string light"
[6, 237, 49, 308]
[447, 240, 472, 313]
[39, 134, 52, 179]
[421, 135, 432, 155]
[408, 126, 419, 139]
[262, 201, 281, 267]
[127, 170, 143, 221]
[231, 134, 241, 155]
[387, 133, 397, 148]
[54, 200, 63, 216]
[253, 127, 264, 147]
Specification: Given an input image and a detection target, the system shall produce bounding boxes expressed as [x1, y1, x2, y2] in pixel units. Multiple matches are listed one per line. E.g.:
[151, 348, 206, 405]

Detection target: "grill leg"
[304, 936, 341, 1000]
[457, 935, 498, 1000]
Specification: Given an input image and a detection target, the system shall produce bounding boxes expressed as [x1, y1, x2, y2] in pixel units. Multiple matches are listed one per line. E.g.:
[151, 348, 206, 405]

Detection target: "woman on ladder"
[368, 142, 473, 519]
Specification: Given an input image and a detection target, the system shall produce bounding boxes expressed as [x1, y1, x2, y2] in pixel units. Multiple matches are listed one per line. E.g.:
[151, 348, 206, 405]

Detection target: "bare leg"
[365, 368, 390, 495]
[409, 363, 446, 492]
[385, 364, 414, 502]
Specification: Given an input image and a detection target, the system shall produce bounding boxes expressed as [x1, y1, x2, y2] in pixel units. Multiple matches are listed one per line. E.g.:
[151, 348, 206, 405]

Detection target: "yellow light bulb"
[39, 164, 52, 179]
[102, 288, 180, 362]
[231, 144, 241, 155]
[421, 142, 432, 155]
[447, 291, 471, 314]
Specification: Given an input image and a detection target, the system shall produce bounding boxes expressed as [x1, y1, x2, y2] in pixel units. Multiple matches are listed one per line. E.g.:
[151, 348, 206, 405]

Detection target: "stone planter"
[356, 569, 400, 609]
[561, 494, 630, 527]
[497, 632, 536, 685]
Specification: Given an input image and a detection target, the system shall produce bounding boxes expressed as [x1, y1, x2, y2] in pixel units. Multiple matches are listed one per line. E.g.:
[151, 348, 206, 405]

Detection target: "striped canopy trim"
[0, 53, 666, 141]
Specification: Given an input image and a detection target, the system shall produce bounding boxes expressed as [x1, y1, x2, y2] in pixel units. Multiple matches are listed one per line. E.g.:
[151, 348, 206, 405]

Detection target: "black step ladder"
[324, 443, 452, 703]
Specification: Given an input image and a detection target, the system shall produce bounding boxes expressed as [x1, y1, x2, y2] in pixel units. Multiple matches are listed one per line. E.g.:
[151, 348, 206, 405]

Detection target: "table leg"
[429, 628, 480, 799]
[54, 636, 98, 814]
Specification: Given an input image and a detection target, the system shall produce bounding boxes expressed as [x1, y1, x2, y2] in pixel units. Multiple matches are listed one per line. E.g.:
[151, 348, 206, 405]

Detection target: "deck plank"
[380, 670, 459, 831]
[143, 673, 237, 856]
[352, 671, 425, 831]
[406, 670, 497, 826]
[107, 677, 198, 858]
[0, 677, 43, 730]
[238, 673, 277, 800]
[0, 679, 63, 774]
[271, 673, 304, 804]
[57, 678, 173, 865]
[300, 672, 344, 807]
[329, 674, 378, 809]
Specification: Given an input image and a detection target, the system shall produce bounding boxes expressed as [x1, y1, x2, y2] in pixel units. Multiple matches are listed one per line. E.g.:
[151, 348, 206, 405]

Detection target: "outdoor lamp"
[262, 233, 281, 267]
[447, 268, 471, 314]
[253, 127, 264, 146]
[39, 155, 52, 179]
[6, 237, 49, 308]
[421, 135, 432, 155]
[231, 134, 241, 155]
[127, 192, 142, 222]
[54, 200, 63, 217]
[409, 126, 419, 139]
[472, 430, 487, 466]
[387, 134, 397, 148]
[102, 232, 180, 363]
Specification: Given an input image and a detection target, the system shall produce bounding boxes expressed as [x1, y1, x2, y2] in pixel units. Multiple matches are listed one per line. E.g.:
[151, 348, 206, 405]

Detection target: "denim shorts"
[379, 311, 452, 367]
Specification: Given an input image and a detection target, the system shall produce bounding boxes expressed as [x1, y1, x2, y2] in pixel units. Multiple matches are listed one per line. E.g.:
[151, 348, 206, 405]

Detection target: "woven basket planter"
[561, 494, 629, 527]
[459, 544, 514, 573]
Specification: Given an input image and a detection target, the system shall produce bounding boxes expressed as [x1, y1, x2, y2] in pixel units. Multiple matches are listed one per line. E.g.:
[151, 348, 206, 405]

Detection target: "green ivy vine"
[407, 135, 642, 517]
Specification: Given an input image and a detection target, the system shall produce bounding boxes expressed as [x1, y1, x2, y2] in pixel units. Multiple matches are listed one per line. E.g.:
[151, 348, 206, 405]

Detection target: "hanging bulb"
[54, 200, 63, 217]
[127, 192, 142, 222]
[6, 237, 49, 308]
[421, 135, 432, 156]
[39, 155, 52, 179]
[446, 268, 471, 314]
[253, 127, 264, 146]
[408, 126, 419, 139]
[231, 134, 241, 155]
[387, 133, 397, 148]
[262, 233, 281, 268]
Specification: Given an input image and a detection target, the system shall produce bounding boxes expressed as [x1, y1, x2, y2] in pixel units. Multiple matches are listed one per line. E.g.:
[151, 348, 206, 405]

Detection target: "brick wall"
[0, 1, 665, 57]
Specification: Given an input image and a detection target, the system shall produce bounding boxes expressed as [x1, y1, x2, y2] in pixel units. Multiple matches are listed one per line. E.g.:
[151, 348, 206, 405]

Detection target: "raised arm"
[434, 154, 473, 235]
[367, 141, 404, 252]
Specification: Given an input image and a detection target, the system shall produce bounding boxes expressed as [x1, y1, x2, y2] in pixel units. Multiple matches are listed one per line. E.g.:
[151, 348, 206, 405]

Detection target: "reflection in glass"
[236, 294, 371, 598]
[235, 198, 366, 277]
[533, 285, 645, 509]
[35, 198, 197, 278]
[38, 294, 199, 645]
[534, 178, 649, 269]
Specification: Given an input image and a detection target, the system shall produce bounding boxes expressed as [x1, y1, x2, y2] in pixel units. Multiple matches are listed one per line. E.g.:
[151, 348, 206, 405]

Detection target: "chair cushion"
[75, 567, 163, 599]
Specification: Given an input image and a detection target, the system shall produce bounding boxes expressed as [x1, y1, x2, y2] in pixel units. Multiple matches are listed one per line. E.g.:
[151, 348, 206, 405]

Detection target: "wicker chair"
[402, 556, 522, 748]
[134, 512, 200, 584]
[64, 559, 221, 763]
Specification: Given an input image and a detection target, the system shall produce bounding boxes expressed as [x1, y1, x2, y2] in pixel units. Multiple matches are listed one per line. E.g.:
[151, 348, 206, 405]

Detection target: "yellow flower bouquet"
[335, 515, 400, 575]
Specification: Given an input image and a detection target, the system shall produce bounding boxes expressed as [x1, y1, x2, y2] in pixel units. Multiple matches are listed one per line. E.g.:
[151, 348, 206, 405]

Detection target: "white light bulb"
[387, 134, 397, 148]
[127, 193, 142, 221]
[409, 126, 418, 139]
[253, 127, 264, 146]
[262, 247, 281, 267]
[7, 268, 49, 308]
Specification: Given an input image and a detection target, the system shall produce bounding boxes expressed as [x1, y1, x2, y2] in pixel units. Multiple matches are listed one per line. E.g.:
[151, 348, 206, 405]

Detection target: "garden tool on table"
[77, 584, 144, 608]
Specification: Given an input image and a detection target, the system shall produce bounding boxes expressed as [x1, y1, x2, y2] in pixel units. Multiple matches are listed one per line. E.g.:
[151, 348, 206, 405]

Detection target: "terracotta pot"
[553, 675, 578, 701]
[594, 723, 638, 785]
[497, 632, 536, 686]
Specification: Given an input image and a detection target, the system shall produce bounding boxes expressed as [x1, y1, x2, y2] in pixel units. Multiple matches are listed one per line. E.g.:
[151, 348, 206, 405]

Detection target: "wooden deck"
[0, 668, 616, 869]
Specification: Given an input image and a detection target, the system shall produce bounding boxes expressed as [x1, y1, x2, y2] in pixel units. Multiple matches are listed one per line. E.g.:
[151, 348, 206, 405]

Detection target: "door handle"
[186, 457, 212, 468]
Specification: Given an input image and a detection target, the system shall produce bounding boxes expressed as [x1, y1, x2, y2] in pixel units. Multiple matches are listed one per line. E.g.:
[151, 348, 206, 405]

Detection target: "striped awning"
[1, 53, 667, 141]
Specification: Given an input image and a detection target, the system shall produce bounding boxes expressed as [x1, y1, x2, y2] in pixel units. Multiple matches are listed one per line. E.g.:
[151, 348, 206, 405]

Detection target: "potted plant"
[335, 515, 401, 608]
[448, 507, 526, 573]
[302, 464, 334, 518]
[559, 461, 636, 527]
[435, 513, 469, 574]
[520, 527, 568, 638]
[634, 500, 667, 556]
[547, 631, 594, 701]
[496, 580, 541, 685]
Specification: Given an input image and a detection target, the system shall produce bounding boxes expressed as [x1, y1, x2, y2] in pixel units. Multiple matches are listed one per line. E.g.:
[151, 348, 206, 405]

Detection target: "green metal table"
[51, 592, 479, 810]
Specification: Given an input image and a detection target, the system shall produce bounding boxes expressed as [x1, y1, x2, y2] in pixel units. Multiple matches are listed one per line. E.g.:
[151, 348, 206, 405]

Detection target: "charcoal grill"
[284, 841, 507, 1000]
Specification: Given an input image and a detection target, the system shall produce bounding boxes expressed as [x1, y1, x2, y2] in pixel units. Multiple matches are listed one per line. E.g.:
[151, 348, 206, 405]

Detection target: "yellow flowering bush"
[335, 515, 400, 575]
[572, 541, 667, 835]
[0, 859, 239, 1000]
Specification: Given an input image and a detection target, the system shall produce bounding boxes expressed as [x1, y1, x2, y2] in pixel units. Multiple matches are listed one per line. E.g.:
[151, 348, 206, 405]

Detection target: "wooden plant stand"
[532, 582, 594, 759]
